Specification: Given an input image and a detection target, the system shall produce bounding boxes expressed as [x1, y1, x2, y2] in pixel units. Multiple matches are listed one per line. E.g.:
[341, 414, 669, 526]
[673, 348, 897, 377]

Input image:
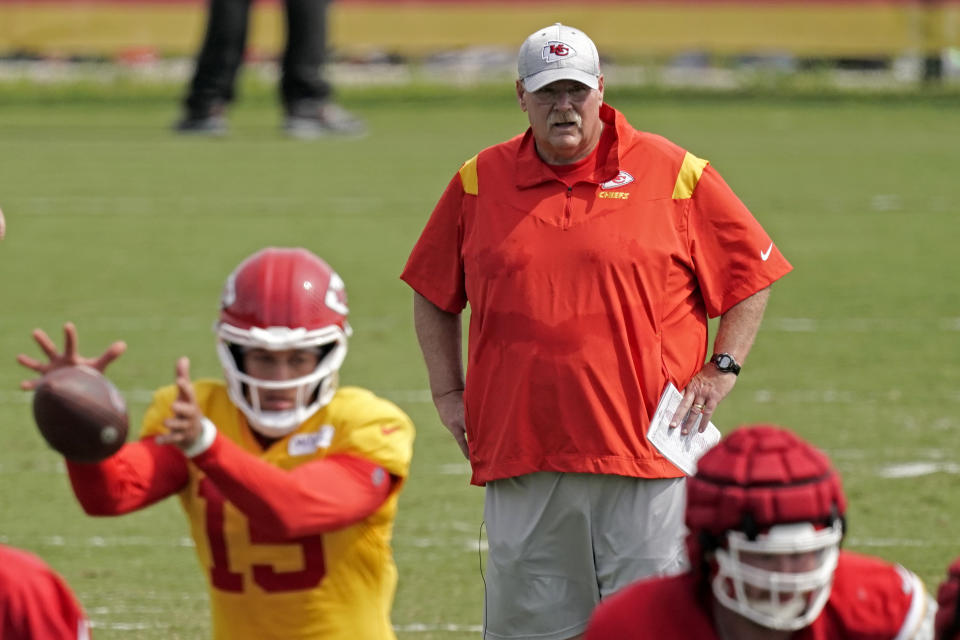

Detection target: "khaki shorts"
[482, 472, 688, 640]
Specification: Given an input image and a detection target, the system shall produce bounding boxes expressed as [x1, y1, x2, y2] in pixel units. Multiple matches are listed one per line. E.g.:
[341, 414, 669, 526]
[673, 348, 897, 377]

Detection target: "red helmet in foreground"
[686, 424, 847, 631]
[216, 248, 351, 438]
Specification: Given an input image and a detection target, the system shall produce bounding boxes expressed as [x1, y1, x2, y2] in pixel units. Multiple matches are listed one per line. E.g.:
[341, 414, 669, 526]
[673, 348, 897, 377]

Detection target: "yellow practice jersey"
[141, 381, 415, 640]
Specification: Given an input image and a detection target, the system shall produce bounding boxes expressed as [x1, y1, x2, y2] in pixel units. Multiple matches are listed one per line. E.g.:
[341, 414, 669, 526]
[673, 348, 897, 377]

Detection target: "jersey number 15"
[199, 478, 327, 592]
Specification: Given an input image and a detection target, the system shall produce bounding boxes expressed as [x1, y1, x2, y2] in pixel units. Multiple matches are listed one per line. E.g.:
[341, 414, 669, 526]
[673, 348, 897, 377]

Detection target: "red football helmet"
[686, 424, 847, 631]
[216, 248, 351, 438]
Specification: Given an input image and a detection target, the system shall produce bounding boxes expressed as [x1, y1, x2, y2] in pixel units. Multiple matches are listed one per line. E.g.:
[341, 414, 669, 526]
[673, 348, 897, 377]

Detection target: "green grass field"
[1, 78, 958, 638]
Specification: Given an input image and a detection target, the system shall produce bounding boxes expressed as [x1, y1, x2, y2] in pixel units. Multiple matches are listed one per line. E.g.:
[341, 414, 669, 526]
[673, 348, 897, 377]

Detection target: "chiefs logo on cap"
[541, 41, 576, 62]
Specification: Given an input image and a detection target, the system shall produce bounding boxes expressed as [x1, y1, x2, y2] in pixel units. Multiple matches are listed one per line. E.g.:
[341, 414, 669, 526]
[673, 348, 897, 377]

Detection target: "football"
[32, 365, 129, 463]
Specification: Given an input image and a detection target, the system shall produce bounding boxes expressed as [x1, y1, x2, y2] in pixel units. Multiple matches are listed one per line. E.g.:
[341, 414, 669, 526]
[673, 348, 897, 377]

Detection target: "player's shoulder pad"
[326, 387, 414, 476]
[829, 551, 929, 637]
[331, 386, 414, 425]
[150, 382, 177, 403]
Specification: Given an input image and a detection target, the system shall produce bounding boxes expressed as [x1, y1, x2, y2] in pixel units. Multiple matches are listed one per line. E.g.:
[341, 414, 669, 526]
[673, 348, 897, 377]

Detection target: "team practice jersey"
[402, 103, 792, 485]
[69, 381, 414, 640]
[0, 544, 91, 640]
[586, 551, 933, 640]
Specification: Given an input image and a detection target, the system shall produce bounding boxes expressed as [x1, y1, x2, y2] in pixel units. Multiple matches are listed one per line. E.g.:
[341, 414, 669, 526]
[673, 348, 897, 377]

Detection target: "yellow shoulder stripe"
[458, 154, 479, 196]
[672, 152, 710, 199]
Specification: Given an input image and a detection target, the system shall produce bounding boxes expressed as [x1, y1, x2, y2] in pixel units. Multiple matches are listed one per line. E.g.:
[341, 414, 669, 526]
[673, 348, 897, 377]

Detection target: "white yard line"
[846, 537, 938, 548]
[0, 535, 195, 548]
[876, 461, 960, 478]
[394, 623, 485, 633]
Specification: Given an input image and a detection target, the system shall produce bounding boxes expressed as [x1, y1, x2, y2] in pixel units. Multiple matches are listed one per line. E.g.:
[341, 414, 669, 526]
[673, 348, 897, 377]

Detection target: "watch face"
[716, 355, 733, 369]
[712, 354, 740, 373]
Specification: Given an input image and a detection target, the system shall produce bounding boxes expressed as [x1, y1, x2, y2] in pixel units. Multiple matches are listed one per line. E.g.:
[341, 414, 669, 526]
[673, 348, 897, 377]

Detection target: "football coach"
[402, 22, 792, 640]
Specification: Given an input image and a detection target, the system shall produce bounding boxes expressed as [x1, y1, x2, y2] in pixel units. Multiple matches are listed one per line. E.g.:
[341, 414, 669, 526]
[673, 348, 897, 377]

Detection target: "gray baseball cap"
[517, 23, 601, 93]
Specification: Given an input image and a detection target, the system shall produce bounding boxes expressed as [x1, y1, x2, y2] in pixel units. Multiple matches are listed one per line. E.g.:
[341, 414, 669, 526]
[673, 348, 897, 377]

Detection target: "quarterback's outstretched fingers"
[174, 357, 196, 403]
[91, 341, 128, 371]
[17, 369, 44, 391]
[158, 358, 202, 449]
[16, 353, 47, 375]
[17, 329, 61, 388]
[61, 322, 80, 360]
[170, 398, 196, 418]
[31, 328, 61, 361]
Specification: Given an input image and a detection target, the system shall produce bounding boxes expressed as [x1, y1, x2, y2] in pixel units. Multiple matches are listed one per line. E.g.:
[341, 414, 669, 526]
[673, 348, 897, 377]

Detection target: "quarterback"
[18, 248, 415, 640]
[585, 424, 936, 640]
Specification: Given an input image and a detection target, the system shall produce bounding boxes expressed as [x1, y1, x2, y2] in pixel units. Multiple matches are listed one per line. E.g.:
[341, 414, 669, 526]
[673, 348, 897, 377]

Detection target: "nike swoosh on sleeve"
[760, 243, 774, 261]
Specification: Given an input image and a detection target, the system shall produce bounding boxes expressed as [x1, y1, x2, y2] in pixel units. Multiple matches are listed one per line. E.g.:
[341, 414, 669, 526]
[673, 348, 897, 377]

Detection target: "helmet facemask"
[217, 323, 349, 438]
[712, 520, 843, 631]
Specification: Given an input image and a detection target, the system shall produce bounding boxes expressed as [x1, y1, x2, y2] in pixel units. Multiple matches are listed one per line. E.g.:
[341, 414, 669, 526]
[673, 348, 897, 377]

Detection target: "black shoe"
[173, 104, 227, 136]
[284, 102, 366, 139]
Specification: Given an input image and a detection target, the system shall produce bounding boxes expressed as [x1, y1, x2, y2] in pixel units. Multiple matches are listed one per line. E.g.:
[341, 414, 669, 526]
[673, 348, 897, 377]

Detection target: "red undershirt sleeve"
[65, 437, 190, 516]
[191, 434, 394, 539]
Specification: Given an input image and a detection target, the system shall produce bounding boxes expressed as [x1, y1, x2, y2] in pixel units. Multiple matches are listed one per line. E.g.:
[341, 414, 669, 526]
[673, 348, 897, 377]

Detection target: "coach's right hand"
[434, 389, 468, 459]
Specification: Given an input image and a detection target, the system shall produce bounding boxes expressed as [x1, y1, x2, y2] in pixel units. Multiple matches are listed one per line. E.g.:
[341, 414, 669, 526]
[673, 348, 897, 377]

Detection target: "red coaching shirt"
[585, 551, 930, 639]
[402, 104, 792, 485]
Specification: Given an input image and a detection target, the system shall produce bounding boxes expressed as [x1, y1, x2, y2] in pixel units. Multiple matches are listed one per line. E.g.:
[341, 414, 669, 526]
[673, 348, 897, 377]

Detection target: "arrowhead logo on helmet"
[325, 272, 348, 316]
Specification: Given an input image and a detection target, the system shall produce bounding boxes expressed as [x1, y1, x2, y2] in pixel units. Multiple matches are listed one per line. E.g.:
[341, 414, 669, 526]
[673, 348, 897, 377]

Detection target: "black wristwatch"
[710, 353, 741, 376]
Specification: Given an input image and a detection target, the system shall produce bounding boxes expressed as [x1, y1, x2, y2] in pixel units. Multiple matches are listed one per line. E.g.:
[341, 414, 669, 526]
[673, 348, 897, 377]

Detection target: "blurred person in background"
[585, 424, 936, 640]
[0, 544, 92, 639]
[174, 0, 364, 138]
[18, 248, 414, 640]
[402, 21, 791, 640]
